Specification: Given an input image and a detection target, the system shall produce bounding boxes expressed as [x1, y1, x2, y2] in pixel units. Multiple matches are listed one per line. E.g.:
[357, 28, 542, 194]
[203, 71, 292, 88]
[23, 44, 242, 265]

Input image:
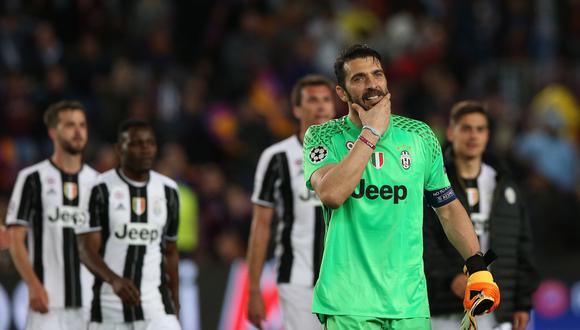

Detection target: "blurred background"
[0, 0, 578, 329]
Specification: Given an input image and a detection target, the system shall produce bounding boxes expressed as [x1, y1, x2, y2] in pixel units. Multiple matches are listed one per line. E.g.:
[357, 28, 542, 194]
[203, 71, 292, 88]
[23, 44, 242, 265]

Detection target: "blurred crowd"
[0, 0, 579, 274]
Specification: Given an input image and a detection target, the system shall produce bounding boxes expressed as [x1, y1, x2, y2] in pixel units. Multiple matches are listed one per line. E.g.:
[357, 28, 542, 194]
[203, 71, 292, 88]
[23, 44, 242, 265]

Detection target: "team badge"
[132, 197, 147, 216]
[309, 145, 328, 164]
[505, 187, 516, 204]
[466, 188, 479, 207]
[400, 150, 411, 170]
[345, 141, 354, 150]
[63, 182, 78, 200]
[371, 152, 384, 169]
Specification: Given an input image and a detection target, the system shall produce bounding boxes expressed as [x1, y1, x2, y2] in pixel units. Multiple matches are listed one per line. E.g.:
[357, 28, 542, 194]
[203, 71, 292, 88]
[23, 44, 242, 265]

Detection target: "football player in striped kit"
[247, 74, 336, 329]
[77, 119, 180, 330]
[6, 100, 98, 329]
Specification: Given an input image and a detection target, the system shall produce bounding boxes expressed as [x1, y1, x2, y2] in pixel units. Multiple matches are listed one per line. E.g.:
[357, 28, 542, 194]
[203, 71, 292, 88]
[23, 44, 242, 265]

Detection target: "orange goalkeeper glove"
[460, 251, 500, 330]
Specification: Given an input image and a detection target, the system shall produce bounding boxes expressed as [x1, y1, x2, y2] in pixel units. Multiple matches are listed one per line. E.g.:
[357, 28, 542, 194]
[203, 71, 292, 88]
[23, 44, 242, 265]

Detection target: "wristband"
[362, 125, 381, 138]
[358, 134, 376, 150]
[465, 252, 487, 275]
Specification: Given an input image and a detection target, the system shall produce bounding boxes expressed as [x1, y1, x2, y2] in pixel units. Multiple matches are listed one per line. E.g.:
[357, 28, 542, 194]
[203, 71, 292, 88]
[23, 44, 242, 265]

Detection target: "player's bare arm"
[246, 205, 275, 328]
[164, 241, 180, 315]
[434, 199, 480, 259]
[77, 231, 141, 305]
[311, 95, 391, 208]
[9, 226, 49, 313]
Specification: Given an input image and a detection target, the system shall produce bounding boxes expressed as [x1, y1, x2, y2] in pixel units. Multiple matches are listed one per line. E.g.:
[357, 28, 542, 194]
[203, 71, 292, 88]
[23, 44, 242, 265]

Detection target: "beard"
[59, 138, 85, 155]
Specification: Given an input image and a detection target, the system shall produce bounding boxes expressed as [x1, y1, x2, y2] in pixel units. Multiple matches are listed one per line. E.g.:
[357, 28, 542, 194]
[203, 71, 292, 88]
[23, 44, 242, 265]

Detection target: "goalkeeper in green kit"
[303, 44, 500, 330]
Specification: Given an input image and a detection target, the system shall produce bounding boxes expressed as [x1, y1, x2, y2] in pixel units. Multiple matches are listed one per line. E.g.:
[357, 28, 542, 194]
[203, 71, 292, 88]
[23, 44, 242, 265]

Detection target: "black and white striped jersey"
[5, 159, 98, 309]
[76, 169, 179, 323]
[251, 135, 325, 287]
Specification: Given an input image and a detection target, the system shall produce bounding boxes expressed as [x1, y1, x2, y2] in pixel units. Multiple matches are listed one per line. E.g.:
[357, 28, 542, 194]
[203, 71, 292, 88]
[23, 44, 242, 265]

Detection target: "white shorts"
[431, 312, 511, 330]
[277, 284, 320, 330]
[25, 308, 88, 330]
[88, 314, 180, 330]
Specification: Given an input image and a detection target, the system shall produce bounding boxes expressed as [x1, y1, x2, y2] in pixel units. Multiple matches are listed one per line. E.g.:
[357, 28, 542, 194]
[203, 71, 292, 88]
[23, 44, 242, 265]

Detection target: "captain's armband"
[425, 186, 456, 208]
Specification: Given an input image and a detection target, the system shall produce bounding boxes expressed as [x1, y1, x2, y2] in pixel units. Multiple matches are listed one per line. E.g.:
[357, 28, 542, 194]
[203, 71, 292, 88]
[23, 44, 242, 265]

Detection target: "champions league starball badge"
[309, 145, 328, 164]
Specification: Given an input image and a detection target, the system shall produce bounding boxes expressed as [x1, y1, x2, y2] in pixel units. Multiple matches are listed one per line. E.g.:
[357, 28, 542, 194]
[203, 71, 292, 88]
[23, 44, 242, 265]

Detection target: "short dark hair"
[43, 100, 86, 128]
[334, 44, 382, 89]
[449, 100, 491, 126]
[117, 119, 153, 142]
[290, 74, 334, 107]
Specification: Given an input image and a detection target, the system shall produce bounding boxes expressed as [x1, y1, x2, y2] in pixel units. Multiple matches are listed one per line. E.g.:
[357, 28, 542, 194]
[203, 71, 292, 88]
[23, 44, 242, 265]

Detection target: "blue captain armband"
[425, 186, 457, 208]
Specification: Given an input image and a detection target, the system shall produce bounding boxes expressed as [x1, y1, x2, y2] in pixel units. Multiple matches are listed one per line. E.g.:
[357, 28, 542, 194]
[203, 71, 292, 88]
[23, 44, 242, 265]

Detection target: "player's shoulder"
[150, 171, 178, 190]
[15, 159, 51, 180]
[391, 115, 434, 136]
[304, 116, 348, 146]
[94, 169, 120, 185]
[260, 135, 300, 157]
[81, 164, 99, 178]
[392, 115, 439, 143]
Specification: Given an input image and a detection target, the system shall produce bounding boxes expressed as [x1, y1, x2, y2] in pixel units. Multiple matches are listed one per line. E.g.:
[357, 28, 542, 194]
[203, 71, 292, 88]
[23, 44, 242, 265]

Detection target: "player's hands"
[463, 270, 500, 315]
[247, 290, 265, 329]
[351, 93, 391, 135]
[512, 311, 530, 330]
[451, 273, 467, 298]
[111, 276, 140, 305]
[29, 281, 49, 313]
[460, 252, 501, 330]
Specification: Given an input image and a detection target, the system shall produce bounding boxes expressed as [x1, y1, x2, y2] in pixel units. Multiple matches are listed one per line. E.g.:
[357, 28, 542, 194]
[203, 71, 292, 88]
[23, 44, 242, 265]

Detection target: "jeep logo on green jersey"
[351, 179, 407, 203]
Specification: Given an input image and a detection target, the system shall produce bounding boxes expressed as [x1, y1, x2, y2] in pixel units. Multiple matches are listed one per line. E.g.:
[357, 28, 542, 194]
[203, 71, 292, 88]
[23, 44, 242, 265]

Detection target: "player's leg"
[431, 313, 462, 330]
[277, 283, 320, 329]
[324, 315, 383, 330]
[88, 321, 130, 330]
[472, 312, 507, 330]
[384, 317, 431, 330]
[25, 310, 60, 330]
[138, 314, 181, 330]
[60, 307, 89, 329]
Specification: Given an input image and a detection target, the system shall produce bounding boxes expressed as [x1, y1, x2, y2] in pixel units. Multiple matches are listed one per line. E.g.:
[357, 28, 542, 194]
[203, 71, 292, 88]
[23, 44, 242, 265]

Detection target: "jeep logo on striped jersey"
[371, 152, 384, 169]
[47, 206, 88, 227]
[132, 197, 146, 216]
[351, 179, 407, 204]
[400, 150, 411, 170]
[114, 223, 161, 245]
[63, 182, 78, 200]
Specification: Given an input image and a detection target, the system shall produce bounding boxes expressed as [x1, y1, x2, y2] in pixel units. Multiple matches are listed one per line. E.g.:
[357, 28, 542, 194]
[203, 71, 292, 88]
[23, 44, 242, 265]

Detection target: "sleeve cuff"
[6, 219, 29, 227]
[164, 235, 178, 242]
[251, 198, 275, 208]
[75, 227, 102, 235]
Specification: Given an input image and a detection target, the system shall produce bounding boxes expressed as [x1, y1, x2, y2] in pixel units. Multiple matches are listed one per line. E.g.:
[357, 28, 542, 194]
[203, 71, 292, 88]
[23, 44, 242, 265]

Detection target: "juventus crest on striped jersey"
[251, 135, 325, 287]
[76, 169, 179, 323]
[6, 159, 99, 309]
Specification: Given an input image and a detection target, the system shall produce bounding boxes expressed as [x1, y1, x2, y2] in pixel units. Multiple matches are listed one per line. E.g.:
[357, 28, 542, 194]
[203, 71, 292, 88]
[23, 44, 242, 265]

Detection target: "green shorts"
[321, 314, 431, 330]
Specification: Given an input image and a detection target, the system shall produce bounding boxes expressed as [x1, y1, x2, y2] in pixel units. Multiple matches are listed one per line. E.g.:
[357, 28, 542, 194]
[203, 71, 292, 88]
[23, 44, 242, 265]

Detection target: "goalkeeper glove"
[460, 251, 501, 330]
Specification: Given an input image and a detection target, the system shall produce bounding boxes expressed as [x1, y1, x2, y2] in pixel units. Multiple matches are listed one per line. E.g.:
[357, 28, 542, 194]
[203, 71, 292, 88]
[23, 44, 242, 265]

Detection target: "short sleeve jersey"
[303, 115, 455, 318]
[5, 160, 98, 309]
[76, 169, 179, 323]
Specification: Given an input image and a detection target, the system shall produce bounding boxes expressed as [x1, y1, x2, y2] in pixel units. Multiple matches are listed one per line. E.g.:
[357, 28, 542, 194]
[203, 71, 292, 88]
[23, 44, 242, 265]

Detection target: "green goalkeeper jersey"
[304, 114, 456, 319]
